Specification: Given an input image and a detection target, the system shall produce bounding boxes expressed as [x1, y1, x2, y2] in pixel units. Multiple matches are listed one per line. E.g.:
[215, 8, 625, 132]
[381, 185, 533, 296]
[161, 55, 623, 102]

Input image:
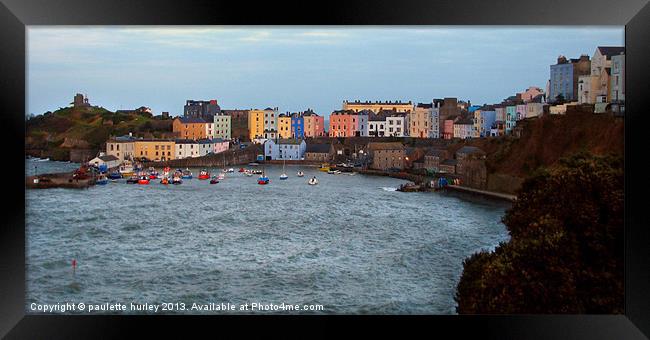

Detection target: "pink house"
[516, 104, 527, 120]
[443, 119, 455, 139]
[519, 86, 544, 103]
[212, 138, 230, 154]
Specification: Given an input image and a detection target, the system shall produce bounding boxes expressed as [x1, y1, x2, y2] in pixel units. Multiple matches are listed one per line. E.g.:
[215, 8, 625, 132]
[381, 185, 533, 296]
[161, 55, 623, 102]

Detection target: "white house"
[88, 154, 120, 169]
[264, 139, 306, 161]
[385, 113, 408, 137]
[175, 139, 200, 159]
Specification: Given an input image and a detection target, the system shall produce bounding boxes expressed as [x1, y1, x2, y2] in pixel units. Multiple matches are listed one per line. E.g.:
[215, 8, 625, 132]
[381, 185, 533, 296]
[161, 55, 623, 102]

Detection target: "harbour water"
[25, 159, 511, 314]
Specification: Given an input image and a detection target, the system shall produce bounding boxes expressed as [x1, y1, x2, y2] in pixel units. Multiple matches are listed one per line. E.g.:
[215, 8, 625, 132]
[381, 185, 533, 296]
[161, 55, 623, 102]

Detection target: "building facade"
[410, 103, 433, 138]
[549, 55, 591, 103]
[368, 142, 406, 171]
[105, 135, 136, 163]
[248, 109, 265, 141]
[303, 111, 325, 137]
[291, 112, 305, 138]
[134, 140, 175, 161]
[174, 139, 200, 159]
[278, 114, 292, 139]
[184, 99, 221, 120]
[264, 139, 306, 160]
[173, 117, 208, 140]
[213, 113, 231, 140]
[610, 53, 625, 103]
[329, 110, 368, 137]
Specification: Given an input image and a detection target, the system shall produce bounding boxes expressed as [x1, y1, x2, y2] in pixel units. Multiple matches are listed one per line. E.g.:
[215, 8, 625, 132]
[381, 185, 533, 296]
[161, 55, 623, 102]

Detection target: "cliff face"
[455, 112, 624, 193]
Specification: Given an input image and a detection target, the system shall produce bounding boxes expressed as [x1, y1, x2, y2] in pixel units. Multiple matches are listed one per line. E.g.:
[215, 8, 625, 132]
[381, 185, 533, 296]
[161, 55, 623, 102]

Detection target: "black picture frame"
[1, 0, 649, 338]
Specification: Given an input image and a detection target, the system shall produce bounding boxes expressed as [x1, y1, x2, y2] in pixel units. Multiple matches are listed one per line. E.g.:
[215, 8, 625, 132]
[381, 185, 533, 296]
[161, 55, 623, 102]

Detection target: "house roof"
[175, 117, 207, 124]
[416, 103, 433, 108]
[306, 144, 331, 153]
[441, 159, 458, 166]
[367, 142, 405, 151]
[597, 46, 625, 59]
[268, 138, 304, 145]
[456, 146, 486, 155]
[98, 155, 119, 162]
[426, 149, 447, 157]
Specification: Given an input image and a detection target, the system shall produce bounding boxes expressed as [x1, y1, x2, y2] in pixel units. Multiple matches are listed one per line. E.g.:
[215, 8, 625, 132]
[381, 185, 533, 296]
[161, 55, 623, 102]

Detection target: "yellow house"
[248, 109, 265, 141]
[133, 139, 175, 161]
[278, 114, 292, 139]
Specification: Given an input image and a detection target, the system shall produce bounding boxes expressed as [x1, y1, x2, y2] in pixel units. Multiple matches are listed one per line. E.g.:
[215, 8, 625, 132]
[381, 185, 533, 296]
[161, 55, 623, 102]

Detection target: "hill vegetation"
[455, 153, 624, 313]
[26, 105, 174, 160]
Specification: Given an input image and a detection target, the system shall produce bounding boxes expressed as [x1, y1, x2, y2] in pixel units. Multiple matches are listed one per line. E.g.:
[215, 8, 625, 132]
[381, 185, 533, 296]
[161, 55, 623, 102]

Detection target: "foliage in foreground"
[455, 152, 623, 314]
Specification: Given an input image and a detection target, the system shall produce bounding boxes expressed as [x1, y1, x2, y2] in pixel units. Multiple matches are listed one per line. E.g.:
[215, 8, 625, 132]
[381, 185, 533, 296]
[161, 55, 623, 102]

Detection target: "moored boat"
[318, 164, 330, 172]
[160, 177, 169, 185]
[126, 175, 139, 184]
[279, 159, 288, 180]
[296, 171, 304, 177]
[108, 171, 122, 180]
[238, 168, 245, 172]
[137, 175, 150, 185]
[182, 168, 193, 179]
[198, 169, 210, 180]
[119, 160, 135, 177]
[217, 173, 225, 180]
[96, 175, 108, 185]
[210, 176, 219, 184]
[308, 176, 319, 185]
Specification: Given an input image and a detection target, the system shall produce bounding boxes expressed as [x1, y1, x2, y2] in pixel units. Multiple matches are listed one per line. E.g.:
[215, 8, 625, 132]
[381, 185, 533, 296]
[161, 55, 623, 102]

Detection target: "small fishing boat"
[160, 177, 169, 185]
[96, 174, 108, 185]
[198, 169, 210, 180]
[182, 168, 193, 179]
[162, 166, 171, 178]
[217, 173, 225, 180]
[137, 175, 150, 185]
[308, 176, 319, 185]
[119, 160, 135, 177]
[244, 171, 253, 177]
[318, 164, 330, 172]
[296, 171, 304, 177]
[126, 175, 139, 184]
[258, 164, 269, 185]
[108, 171, 122, 180]
[227, 168, 235, 173]
[327, 169, 341, 174]
[210, 176, 219, 184]
[238, 168, 246, 172]
[172, 172, 183, 184]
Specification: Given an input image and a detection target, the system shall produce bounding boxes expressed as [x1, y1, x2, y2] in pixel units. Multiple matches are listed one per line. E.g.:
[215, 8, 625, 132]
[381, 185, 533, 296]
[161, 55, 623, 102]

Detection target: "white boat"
[217, 173, 225, 180]
[297, 171, 304, 177]
[119, 160, 135, 177]
[308, 177, 319, 185]
[227, 168, 234, 173]
[279, 159, 288, 180]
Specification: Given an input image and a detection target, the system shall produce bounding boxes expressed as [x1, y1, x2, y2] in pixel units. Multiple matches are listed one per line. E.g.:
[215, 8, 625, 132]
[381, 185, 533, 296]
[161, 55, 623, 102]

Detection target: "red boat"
[198, 169, 210, 180]
[238, 168, 245, 172]
[137, 176, 150, 185]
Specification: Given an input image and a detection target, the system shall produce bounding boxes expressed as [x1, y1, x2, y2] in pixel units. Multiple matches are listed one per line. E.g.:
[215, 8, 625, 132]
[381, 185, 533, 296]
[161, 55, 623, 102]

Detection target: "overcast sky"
[27, 26, 623, 118]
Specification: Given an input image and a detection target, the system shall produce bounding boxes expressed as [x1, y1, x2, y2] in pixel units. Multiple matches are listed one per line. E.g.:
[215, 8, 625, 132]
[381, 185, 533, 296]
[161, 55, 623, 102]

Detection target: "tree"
[455, 152, 623, 314]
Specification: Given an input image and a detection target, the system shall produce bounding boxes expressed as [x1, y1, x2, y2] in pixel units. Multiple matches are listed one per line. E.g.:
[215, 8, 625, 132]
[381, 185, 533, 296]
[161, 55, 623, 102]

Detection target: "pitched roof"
[426, 149, 447, 157]
[306, 143, 331, 153]
[367, 142, 405, 151]
[98, 155, 119, 162]
[268, 138, 304, 145]
[175, 139, 198, 144]
[597, 46, 625, 59]
[175, 117, 207, 124]
[456, 146, 486, 155]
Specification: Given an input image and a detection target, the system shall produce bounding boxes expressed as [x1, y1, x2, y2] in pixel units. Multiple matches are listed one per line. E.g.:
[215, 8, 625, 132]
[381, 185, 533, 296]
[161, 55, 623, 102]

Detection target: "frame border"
[1, 0, 649, 338]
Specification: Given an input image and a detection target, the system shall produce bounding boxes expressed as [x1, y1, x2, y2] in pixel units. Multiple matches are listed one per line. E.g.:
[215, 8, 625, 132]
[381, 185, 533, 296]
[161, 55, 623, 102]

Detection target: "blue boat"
[181, 168, 193, 179]
[108, 171, 122, 179]
[96, 175, 109, 185]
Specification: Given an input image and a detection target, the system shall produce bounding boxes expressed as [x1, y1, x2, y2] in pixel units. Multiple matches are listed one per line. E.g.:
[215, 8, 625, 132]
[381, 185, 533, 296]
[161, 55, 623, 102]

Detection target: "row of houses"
[104, 134, 230, 162]
[162, 46, 623, 144]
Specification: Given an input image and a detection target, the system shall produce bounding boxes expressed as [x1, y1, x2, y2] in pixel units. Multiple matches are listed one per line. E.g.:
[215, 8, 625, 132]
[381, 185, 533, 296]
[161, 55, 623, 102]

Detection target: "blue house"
[291, 113, 304, 139]
[479, 110, 496, 137]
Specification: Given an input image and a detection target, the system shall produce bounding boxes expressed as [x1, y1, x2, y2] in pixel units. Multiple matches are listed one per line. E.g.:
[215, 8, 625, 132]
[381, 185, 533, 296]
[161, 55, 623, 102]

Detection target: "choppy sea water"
[25, 159, 510, 314]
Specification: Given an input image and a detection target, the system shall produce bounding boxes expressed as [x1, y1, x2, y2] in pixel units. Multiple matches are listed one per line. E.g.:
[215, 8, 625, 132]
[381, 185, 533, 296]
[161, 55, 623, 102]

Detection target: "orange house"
[328, 110, 358, 137]
[173, 117, 208, 140]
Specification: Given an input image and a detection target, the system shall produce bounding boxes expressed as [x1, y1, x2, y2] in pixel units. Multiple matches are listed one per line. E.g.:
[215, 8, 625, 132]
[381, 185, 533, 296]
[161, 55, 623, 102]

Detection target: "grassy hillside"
[26, 105, 173, 161]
